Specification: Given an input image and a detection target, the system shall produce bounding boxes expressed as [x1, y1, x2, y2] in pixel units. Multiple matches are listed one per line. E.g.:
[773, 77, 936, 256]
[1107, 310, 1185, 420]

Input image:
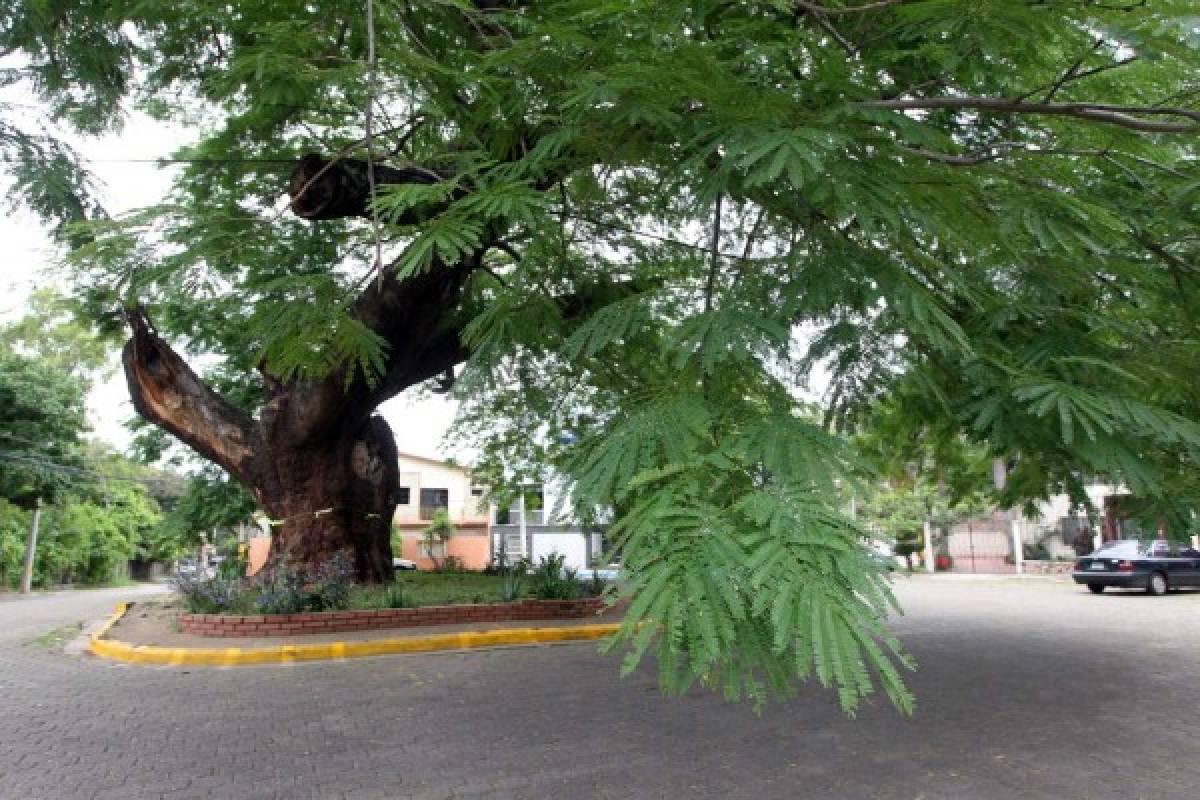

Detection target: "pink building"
[392, 452, 491, 570]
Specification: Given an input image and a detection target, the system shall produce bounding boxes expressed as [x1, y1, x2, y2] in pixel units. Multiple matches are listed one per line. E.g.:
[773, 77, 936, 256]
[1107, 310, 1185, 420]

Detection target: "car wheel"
[1087, 584, 1105, 594]
[1146, 571, 1168, 596]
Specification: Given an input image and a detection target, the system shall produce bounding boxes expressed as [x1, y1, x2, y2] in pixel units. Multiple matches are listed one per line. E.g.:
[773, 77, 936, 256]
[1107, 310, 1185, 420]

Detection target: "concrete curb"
[88, 603, 620, 667]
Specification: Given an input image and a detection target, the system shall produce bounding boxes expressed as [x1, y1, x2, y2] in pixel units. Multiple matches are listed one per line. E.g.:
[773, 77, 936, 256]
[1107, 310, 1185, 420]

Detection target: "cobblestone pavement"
[2, 577, 1199, 800]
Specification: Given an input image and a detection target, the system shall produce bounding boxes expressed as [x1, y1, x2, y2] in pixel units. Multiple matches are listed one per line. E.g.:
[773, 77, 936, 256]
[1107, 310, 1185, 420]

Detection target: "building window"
[470, 486, 484, 497]
[396, 487, 411, 505]
[421, 539, 447, 559]
[419, 488, 449, 520]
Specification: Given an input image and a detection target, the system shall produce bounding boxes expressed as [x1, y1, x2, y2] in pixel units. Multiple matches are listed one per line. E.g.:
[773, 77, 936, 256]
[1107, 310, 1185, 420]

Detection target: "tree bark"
[123, 311, 406, 582]
[288, 154, 455, 222]
[257, 413, 399, 582]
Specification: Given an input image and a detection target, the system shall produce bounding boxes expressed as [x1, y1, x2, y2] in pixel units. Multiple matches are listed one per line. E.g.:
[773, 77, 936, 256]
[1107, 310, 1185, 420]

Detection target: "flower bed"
[180, 597, 606, 637]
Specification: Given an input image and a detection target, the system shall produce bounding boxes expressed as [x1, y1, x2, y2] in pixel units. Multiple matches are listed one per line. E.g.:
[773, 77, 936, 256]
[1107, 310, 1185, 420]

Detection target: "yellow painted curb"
[89, 603, 619, 667]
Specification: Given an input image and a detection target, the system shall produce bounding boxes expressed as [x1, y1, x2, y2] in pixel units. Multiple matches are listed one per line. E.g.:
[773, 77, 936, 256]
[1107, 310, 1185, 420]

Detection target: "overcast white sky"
[0, 108, 459, 462]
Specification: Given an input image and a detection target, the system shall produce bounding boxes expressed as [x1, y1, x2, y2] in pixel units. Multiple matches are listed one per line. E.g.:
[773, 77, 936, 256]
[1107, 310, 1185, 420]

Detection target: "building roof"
[396, 451, 473, 473]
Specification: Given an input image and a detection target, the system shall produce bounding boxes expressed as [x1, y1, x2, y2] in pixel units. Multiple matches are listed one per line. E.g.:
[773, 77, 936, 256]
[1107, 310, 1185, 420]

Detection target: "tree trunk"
[258, 414, 398, 582]
[122, 312, 405, 583]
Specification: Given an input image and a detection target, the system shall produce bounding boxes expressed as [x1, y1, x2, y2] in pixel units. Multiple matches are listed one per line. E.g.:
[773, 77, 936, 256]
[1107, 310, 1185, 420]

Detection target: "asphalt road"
[1, 577, 1198, 800]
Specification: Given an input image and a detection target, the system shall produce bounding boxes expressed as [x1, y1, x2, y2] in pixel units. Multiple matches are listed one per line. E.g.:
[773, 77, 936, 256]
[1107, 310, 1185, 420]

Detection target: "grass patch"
[25, 622, 83, 649]
[354, 572, 522, 609]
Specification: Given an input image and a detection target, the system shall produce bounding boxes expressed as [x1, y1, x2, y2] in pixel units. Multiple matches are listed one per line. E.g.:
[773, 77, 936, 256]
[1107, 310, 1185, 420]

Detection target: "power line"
[0, 156, 295, 165]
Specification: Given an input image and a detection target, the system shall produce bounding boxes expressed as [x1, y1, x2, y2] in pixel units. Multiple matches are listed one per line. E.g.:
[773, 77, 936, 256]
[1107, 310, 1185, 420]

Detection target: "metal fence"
[940, 518, 1016, 573]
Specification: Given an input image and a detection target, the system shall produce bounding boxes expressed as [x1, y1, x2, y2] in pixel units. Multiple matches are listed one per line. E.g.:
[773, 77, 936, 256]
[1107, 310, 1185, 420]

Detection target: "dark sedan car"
[1073, 539, 1200, 595]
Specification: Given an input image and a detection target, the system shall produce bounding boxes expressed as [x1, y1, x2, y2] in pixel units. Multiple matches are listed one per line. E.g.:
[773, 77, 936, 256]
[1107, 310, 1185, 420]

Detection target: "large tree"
[0, 349, 89, 508]
[5, 1, 1200, 710]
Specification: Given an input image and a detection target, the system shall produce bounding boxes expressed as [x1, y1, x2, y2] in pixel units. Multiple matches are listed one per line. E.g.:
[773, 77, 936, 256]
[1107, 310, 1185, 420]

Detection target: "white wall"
[1029, 484, 1117, 529]
[394, 454, 488, 525]
[529, 532, 591, 571]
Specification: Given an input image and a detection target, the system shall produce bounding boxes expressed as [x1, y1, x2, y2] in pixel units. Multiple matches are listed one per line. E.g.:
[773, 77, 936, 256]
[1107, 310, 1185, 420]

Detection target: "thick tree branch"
[900, 142, 1194, 180]
[283, 143, 606, 427]
[288, 154, 453, 221]
[350, 254, 480, 412]
[355, 269, 658, 414]
[122, 310, 266, 490]
[860, 97, 1200, 133]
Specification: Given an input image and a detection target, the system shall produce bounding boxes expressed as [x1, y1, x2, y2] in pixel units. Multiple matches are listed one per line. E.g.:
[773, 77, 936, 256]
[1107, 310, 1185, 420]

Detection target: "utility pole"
[20, 497, 42, 594]
[518, 487, 530, 560]
[923, 518, 935, 574]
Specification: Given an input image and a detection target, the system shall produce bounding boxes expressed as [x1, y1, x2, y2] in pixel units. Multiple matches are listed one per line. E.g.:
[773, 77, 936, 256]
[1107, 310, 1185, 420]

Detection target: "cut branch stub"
[122, 310, 264, 488]
[288, 153, 445, 221]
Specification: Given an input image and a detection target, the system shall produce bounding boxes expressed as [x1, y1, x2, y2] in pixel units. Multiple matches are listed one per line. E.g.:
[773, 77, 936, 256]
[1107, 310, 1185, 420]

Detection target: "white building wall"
[1028, 484, 1118, 532]
[1021, 483, 1125, 559]
[393, 454, 488, 525]
[529, 531, 591, 571]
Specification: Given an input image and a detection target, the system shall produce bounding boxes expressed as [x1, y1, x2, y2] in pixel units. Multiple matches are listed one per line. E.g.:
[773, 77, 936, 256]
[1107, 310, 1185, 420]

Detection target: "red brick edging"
[180, 597, 606, 637]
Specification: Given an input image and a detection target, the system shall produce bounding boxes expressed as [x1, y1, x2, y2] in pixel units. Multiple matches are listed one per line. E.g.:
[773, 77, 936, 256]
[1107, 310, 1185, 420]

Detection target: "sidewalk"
[904, 571, 1072, 582]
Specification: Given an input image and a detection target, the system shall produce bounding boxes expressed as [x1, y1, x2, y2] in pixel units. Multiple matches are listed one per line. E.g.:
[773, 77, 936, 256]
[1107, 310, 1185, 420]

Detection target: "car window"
[1092, 541, 1142, 557]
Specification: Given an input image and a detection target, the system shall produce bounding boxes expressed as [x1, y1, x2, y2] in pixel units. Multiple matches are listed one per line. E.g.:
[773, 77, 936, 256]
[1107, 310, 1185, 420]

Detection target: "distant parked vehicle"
[867, 539, 900, 571]
[1072, 539, 1200, 595]
[393, 557, 417, 571]
[176, 557, 199, 577]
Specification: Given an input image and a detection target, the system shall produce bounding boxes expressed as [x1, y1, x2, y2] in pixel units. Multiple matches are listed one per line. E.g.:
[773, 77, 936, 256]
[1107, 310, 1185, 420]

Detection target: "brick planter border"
[180, 597, 606, 637]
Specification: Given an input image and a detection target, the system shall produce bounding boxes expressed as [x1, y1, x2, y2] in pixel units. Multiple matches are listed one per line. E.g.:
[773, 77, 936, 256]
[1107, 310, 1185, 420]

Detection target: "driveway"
[1, 577, 1198, 799]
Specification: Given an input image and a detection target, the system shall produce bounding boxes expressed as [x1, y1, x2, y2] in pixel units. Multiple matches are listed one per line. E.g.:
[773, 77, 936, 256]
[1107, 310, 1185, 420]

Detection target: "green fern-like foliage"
[7, 0, 1200, 712]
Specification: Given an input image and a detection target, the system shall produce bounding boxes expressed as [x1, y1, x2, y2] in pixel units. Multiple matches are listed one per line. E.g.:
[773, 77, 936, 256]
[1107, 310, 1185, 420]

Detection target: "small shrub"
[529, 553, 578, 600]
[253, 566, 305, 615]
[252, 553, 355, 615]
[582, 569, 607, 598]
[170, 572, 243, 614]
[216, 551, 248, 581]
[438, 555, 465, 574]
[500, 556, 530, 602]
[307, 552, 354, 610]
[422, 510, 456, 570]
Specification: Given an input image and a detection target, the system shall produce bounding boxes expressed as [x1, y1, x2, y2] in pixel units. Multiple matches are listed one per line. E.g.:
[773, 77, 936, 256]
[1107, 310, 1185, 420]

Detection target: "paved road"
[0, 584, 166, 644]
[2, 577, 1199, 799]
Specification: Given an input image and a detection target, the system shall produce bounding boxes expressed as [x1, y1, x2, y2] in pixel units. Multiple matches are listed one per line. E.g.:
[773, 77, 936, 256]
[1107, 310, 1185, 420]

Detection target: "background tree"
[0, 289, 114, 378]
[0, 350, 89, 509]
[0, 298, 181, 587]
[3, 1, 1200, 710]
[153, 467, 257, 559]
